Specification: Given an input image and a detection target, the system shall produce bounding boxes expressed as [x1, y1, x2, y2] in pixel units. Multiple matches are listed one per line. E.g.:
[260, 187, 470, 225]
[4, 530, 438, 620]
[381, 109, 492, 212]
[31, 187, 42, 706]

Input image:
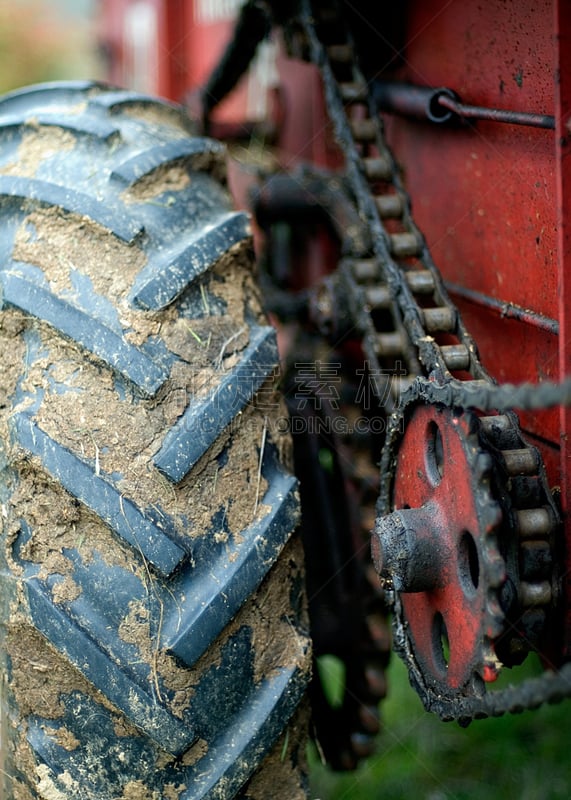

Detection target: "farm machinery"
[1, 0, 570, 796]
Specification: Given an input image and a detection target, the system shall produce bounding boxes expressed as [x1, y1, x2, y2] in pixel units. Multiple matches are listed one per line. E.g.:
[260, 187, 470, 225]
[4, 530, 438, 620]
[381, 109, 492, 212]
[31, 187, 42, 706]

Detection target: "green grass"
[309, 655, 571, 800]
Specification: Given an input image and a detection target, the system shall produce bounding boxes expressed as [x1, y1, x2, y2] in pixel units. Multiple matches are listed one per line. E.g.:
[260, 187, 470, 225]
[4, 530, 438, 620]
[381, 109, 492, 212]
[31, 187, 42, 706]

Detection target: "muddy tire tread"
[0, 82, 310, 800]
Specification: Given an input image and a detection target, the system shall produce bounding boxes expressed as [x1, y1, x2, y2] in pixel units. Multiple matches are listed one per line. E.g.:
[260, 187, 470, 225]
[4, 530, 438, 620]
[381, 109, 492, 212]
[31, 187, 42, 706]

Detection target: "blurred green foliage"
[0, 0, 99, 95]
[309, 654, 571, 799]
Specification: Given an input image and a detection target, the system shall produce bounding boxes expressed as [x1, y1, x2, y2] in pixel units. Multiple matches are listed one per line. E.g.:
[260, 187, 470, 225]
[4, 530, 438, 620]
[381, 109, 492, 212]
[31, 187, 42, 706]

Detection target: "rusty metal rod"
[373, 81, 555, 130]
[437, 92, 555, 130]
[445, 281, 559, 335]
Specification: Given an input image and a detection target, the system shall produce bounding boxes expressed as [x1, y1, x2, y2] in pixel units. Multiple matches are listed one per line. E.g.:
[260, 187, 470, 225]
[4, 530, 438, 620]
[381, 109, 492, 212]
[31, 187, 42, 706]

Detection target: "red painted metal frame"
[554, 0, 571, 655]
[383, 0, 558, 453]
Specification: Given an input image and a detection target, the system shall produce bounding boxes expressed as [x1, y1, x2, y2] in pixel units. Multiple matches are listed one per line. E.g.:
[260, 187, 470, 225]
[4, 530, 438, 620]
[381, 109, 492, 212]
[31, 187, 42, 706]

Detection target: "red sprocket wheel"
[373, 402, 506, 698]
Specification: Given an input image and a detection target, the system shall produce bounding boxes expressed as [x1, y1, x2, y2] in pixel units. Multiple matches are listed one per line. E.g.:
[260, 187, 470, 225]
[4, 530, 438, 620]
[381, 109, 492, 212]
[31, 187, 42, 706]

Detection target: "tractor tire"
[0, 82, 311, 800]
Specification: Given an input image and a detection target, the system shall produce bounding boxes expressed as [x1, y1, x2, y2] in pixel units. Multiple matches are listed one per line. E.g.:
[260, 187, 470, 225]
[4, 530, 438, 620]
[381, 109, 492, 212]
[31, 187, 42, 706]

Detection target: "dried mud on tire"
[0, 81, 311, 800]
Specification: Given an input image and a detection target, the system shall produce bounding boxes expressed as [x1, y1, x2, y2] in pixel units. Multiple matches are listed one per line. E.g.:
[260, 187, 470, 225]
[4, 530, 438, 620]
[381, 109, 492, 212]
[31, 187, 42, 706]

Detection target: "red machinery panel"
[383, 0, 560, 465]
[99, 0, 278, 123]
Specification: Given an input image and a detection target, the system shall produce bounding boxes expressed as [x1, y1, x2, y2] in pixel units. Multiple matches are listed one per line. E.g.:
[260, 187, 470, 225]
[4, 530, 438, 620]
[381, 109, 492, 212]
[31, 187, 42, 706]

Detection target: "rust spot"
[513, 67, 524, 88]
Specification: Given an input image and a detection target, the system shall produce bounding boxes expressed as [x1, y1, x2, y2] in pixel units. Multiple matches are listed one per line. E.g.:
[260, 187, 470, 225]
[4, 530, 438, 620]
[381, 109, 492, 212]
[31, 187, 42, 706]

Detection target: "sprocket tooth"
[483, 544, 506, 586]
[475, 451, 494, 478]
[458, 410, 480, 436]
[485, 599, 506, 638]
